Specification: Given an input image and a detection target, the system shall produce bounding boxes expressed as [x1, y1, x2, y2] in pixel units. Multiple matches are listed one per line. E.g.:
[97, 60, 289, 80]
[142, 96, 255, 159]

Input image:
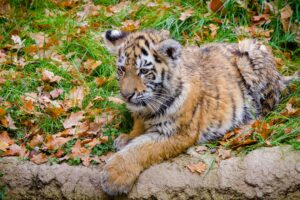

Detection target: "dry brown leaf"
[28, 134, 44, 148]
[86, 138, 100, 149]
[280, 5, 293, 32]
[284, 128, 292, 134]
[252, 14, 270, 22]
[44, 135, 72, 150]
[71, 140, 91, 166]
[11, 35, 23, 49]
[107, 96, 125, 104]
[0, 140, 9, 151]
[106, 1, 130, 15]
[100, 135, 109, 144]
[46, 106, 65, 118]
[54, 149, 65, 158]
[63, 111, 84, 129]
[1, 144, 28, 157]
[217, 148, 231, 160]
[81, 59, 101, 75]
[0, 108, 6, 117]
[179, 9, 194, 21]
[195, 146, 208, 154]
[4, 114, 17, 130]
[86, 122, 102, 135]
[0, 131, 14, 145]
[95, 77, 111, 87]
[208, 0, 224, 12]
[296, 134, 300, 142]
[24, 99, 34, 112]
[42, 69, 62, 83]
[252, 120, 272, 139]
[121, 20, 140, 32]
[31, 153, 48, 164]
[29, 32, 49, 48]
[50, 88, 64, 99]
[186, 161, 207, 174]
[68, 86, 85, 108]
[281, 98, 300, 117]
[209, 24, 219, 39]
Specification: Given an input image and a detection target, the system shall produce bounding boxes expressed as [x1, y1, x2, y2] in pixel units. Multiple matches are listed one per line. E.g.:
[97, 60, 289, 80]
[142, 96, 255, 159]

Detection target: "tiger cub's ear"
[157, 39, 182, 61]
[103, 30, 128, 55]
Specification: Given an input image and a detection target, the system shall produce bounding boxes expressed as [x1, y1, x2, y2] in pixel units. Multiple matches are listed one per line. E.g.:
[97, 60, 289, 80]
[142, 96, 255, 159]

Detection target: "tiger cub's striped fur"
[100, 29, 298, 195]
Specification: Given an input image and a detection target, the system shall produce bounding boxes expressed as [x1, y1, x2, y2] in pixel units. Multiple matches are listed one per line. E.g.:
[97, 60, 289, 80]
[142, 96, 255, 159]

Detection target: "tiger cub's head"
[103, 29, 182, 113]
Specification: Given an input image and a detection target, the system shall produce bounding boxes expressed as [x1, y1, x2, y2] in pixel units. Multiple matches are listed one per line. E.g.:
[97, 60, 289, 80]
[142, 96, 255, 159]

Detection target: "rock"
[0, 146, 300, 199]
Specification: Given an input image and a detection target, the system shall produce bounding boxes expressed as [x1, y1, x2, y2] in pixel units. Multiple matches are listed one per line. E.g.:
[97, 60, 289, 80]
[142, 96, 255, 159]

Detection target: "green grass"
[0, 0, 299, 165]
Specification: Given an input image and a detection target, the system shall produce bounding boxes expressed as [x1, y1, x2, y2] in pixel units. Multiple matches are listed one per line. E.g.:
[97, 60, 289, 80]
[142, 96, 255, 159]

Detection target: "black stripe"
[145, 40, 150, 48]
[153, 54, 161, 63]
[141, 48, 148, 56]
[144, 61, 152, 66]
[231, 96, 236, 124]
[161, 69, 165, 82]
[147, 81, 183, 118]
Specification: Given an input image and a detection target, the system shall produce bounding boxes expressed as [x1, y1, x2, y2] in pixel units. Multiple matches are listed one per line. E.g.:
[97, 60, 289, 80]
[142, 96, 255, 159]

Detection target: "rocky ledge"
[1, 145, 300, 200]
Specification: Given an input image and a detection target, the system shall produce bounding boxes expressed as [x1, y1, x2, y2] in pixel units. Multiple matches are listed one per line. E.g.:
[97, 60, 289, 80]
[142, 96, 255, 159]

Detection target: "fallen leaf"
[24, 99, 34, 112]
[86, 138, 100, 149]
[121, 20, 140, 32]
[208, 0, 224, 12]
[63, 111, 84, 129]
[81, 59, 101, 75]
[71, 140, 91, 166]
[5, 114, 17, 130]
[46, 106, 65, 118]
[106, 1, 130, 15]
[95, 77, 111, 87]
[42, 69, 62, 83]
[284, 128, 292, 134]
[251, 14, 270, 25]
[50, 88, 64, 99]
[0, 131, 14, 145]
[0, 141, 9, 151]
[280, 5, 293, 32]
[100, 135, 109, 144]
[68, 86, 85, 108]
[1, 144, 27, 157]
[179, 9, 194, 21]
[29, 32, 49, 48]
[44, 135, 72, 150]
[296, 134, 300, 142]
[186, 161, 207, 174]
[28, 134, 44, 148]
[11, 35, 23, 49]
[31, 153, 48, 164]
[195, 146, 208, 154]
[55, 149, 65, 158]
[217, 148, 231, 160]
[209, 24, 219, 39]
[0, 108, 6, 117]
[107, 96, 125, 104]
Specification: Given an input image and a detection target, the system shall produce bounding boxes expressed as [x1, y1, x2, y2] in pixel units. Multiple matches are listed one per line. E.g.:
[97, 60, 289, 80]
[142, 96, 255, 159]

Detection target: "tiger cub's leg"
[101, 131, 198, 195]
[113, 117, 144, 150]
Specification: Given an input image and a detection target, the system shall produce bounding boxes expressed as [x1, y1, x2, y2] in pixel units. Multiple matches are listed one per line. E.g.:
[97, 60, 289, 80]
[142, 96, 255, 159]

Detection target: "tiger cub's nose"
[121, 91, 134, 100]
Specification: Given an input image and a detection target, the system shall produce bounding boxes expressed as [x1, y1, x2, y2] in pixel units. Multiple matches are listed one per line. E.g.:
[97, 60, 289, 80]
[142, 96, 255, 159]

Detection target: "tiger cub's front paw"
[100, 154, 139, 196]
[113, 134, 131, 151]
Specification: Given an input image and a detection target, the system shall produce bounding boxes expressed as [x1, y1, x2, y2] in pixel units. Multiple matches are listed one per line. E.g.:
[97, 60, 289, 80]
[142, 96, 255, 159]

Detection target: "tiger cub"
[100, 29, 298, 195]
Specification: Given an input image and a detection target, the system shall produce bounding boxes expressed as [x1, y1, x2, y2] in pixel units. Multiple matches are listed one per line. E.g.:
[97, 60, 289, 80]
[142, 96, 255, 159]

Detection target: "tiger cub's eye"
[140, 68, 149, 74]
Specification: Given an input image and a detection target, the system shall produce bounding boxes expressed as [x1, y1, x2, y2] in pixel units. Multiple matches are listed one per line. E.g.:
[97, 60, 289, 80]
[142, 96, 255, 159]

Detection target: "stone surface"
[1, 146, 300, 200]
